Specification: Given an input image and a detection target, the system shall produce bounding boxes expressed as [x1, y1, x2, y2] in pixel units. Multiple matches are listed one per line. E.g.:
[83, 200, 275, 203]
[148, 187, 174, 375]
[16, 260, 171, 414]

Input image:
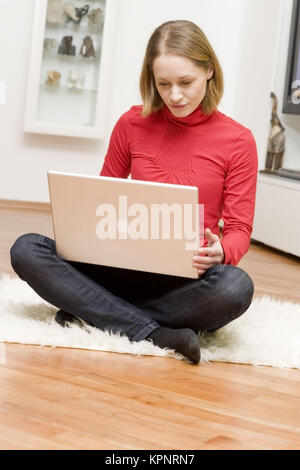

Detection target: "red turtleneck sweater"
[99, 103, 258, 266]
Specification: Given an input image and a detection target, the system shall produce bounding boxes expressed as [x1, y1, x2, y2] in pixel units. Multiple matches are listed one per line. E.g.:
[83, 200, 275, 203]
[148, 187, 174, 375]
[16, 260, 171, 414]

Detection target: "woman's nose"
[169, 86, 183, 101]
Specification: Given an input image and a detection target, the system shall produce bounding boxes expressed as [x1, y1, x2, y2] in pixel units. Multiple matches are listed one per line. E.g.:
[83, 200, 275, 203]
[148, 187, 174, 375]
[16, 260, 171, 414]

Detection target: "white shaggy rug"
[1, 273, 300, 369]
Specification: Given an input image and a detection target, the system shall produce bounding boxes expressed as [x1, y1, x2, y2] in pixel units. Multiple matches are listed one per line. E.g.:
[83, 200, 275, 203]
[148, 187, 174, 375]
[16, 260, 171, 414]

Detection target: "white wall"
[0, 0, 298, 203]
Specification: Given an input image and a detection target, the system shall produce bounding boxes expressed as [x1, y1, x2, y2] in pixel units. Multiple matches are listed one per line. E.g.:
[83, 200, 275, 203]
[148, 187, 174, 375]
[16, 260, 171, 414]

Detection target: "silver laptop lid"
[47, 171, 202, 278]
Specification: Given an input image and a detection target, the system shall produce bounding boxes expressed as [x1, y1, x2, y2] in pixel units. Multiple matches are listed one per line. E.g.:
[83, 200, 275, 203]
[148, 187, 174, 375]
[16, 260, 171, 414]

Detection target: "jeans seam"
[139, 264, 225, 308]
[132, 323, 157, 342]
[38, 235, 158, 328]
[40, 235, 62, 264]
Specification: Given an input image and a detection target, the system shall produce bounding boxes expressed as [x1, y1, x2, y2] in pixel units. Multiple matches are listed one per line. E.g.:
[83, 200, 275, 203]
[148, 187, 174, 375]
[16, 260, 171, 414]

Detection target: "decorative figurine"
[87, 8, 103, 28]
[43, 38, 59, 54]
[58, 36, 76, 56]
[67, 70, 85, 89]
[47, 0, 79, 24]
[79, 36, 96, 58]
[45, 70, 61, 86]
[65, 4, 89, 24]
[291, 87, 300, 105]
[265, 92, 286, 171]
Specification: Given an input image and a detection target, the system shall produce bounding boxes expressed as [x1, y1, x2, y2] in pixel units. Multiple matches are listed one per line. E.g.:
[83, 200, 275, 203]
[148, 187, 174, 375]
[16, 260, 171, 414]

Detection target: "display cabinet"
[24, 0, 118, 139]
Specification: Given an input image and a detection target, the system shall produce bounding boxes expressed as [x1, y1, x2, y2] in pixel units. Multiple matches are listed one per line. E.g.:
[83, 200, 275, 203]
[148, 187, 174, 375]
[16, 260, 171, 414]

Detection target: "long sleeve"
[219, 129, 258, 265]
[99, 112, 131, 178]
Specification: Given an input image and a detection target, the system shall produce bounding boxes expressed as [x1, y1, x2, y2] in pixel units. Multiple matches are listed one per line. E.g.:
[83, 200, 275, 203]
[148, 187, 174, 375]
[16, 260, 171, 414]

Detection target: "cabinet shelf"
[258, 172, 300, 190]
[46, 20, 103, 34]
[41, 84, 98, 93]
[260, 168, 300, 182]
[43, 51, 100, 62]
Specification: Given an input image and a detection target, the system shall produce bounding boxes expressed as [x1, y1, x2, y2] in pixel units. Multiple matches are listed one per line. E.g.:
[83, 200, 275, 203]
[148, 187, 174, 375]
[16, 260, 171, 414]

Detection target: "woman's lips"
[171, 104, 187, 108]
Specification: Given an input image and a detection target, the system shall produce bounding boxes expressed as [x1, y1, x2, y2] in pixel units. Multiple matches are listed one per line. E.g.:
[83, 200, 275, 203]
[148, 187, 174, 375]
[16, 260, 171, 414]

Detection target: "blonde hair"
[139, 20, 224, 117]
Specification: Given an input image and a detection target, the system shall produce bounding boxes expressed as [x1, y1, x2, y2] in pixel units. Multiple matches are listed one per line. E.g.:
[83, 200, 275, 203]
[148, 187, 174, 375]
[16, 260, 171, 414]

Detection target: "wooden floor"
[1, 201, 300, 450]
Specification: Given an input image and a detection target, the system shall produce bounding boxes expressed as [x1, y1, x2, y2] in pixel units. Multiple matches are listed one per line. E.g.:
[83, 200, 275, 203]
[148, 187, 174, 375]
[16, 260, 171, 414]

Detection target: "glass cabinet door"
[24, 0, 118, 139]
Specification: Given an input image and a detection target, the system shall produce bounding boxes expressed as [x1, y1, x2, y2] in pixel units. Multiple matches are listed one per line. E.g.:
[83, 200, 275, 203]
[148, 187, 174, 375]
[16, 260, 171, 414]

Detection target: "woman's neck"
[161, 102, 215, 127]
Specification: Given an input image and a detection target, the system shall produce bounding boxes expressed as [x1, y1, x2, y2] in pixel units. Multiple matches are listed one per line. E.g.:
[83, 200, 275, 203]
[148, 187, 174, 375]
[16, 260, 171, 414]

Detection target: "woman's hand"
[192, 228, 224, 275]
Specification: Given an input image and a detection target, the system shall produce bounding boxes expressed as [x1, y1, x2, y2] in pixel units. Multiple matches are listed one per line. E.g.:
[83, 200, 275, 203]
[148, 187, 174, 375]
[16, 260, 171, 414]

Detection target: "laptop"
[47, 171, 203, 279]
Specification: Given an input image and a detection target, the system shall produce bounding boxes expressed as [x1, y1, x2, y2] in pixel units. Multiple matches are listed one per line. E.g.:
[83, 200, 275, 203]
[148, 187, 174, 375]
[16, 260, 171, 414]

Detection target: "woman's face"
[153, 53, 214, 117]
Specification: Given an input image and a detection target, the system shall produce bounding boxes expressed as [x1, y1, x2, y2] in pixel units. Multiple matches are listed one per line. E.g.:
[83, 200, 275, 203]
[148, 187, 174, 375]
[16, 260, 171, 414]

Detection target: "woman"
[10, 20, 257, 365]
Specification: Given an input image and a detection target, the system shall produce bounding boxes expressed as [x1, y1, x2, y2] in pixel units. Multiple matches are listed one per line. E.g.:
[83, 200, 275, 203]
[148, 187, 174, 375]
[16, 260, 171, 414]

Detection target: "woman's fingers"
[193, 256, 214, 265]
[193, 262, 214, 274]
[197, 268, 208, 275]
[193, 258, 219, 271]
[194, 264, 212, 270]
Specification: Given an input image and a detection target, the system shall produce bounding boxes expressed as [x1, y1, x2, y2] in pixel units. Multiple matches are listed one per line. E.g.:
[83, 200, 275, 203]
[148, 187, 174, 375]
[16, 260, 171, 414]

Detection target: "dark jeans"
[10, 233, 254, 342]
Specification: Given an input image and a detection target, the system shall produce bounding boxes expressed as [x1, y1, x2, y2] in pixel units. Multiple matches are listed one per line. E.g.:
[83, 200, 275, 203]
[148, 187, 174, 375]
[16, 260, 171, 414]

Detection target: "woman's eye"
[158, 82, 191, 86]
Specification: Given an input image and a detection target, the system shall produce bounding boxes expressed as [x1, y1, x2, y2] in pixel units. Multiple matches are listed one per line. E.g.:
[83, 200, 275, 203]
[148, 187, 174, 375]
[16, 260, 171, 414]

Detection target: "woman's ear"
[207, 63, 214, 80]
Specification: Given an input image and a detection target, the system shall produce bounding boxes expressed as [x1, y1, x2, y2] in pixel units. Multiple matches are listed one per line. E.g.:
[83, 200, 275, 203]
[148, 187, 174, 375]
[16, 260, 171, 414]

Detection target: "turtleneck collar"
[161, 102, 215, 127]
